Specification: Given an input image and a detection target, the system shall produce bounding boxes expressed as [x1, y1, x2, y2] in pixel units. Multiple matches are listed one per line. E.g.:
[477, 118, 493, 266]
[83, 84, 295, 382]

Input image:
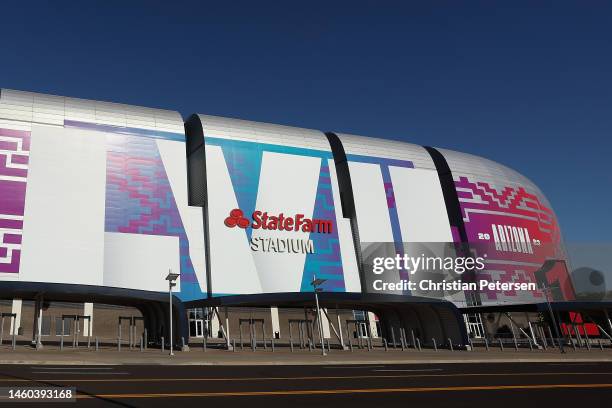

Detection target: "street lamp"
[539, 282, 565, 354]
[534, 260, 566, 354]
[311, 275, 327, 356]
[166, 270, 180, 356]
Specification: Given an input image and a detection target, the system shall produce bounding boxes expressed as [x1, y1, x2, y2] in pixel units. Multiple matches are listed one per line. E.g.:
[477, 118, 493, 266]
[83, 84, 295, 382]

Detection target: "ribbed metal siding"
[0, 89, 184, 134]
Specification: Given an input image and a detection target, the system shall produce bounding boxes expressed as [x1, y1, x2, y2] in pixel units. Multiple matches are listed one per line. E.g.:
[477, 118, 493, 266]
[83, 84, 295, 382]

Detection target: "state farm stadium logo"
[224, 209, 334, 254]
[224, 209, 251, 228]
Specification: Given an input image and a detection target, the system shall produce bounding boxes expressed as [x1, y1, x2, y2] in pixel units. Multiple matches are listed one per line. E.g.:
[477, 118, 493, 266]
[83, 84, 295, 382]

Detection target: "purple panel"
[451, 226, 461, 243]
[0, 249, 20, 273]
[0, 180, 26, 215]
[0, 219, 23, 229]
[0, 127, 31, 274]
[11, 155, 29, 165]
[0, 156, 28, 178]
[0, 128, 30, 150]
[0, 141, 17, 151]
[456, 190, 473, 199]
[3, 234, 22, 245]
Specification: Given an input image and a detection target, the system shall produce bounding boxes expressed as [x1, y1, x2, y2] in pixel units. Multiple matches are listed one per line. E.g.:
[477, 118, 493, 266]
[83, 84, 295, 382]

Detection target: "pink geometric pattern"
[456, 176, 555, 231]
[455, 176, 571, 303]
[0, 128, 30, 274]
[104, 133, 201, 299]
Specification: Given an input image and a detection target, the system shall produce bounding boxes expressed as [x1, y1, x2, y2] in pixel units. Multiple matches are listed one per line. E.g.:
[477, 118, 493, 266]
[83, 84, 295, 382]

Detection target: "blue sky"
[1, 1, 610, 242]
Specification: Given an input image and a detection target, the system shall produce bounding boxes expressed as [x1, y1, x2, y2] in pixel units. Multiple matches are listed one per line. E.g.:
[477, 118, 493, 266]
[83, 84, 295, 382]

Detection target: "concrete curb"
[2, 357, 612, 366]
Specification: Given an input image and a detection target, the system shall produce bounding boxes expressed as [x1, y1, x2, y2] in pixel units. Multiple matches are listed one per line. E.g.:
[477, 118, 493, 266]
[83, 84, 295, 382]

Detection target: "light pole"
[166, 270, 180, 356]
[311, 275, 327, 356]
[535, 259, 566, 354]
[540, 283, 565, 354]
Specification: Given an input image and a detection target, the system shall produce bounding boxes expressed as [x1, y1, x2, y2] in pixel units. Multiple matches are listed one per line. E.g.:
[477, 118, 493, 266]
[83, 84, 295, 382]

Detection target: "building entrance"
[188, 309, 205, 338]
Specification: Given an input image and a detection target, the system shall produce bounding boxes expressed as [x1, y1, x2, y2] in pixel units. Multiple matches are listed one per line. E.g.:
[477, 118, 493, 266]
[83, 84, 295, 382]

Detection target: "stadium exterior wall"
[0, 89, 576, 346]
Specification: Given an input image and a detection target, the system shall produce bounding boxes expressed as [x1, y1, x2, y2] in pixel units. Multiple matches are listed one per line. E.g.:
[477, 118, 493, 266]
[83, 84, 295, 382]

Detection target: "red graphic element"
[251, 211, 333, 233]
[561, 312, 600, 337]
[224, 208, 250, 229]
[223, 208, 334, 233]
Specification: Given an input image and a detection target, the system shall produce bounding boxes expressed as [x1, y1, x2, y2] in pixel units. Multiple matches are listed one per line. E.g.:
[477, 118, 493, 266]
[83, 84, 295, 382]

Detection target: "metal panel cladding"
[331, 133, 464, 303]
[437, 147, 574, 306]
[190, 115, 360, 297]
[0, 89, 207, 301]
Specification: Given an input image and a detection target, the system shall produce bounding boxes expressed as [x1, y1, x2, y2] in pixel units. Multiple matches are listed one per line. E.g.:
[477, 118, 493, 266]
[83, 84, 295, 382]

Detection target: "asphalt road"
[0, 362, 610, 407]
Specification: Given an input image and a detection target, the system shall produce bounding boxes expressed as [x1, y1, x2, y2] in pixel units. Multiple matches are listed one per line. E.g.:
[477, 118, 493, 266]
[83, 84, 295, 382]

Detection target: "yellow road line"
[74, 383, 612, 399]
[0, 371, 610, 383]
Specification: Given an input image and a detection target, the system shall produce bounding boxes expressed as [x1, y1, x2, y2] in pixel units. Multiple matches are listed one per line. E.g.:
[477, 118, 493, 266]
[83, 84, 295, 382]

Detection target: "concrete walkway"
[1, 343, 612, 365]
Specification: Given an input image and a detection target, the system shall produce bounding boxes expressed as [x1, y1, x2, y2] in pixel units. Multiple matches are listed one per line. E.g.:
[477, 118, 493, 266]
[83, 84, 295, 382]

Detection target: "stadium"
[0, 88, 609, 352]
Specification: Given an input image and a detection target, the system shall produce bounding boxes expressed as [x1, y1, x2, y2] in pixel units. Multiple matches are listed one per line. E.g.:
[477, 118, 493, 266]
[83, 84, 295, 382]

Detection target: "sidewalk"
[1, 343, 612, 365]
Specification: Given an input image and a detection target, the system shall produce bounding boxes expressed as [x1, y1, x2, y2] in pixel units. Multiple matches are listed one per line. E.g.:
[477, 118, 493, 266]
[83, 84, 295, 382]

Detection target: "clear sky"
[1, 1, 610, 242]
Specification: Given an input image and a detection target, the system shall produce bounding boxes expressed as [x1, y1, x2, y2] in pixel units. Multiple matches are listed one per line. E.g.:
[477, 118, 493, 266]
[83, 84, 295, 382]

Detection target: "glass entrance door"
[188, 308, 205, 338]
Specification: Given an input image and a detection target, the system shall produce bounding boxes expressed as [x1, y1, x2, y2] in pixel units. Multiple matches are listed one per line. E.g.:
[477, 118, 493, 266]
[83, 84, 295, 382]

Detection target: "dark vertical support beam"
[409, 305, 425, 341]
[32, 296, 41, 345]
[432, 305, 448, 344]
[171, 296, 189, 349]
[424, 146, 480, 306]
[324, 132, 367, 294]
[152, 302, 166, 344]
[185, 115, 213, 299]
[139, 304, 152, 346]
[413, 305, 428, 342]
[423, 147, 468, 243]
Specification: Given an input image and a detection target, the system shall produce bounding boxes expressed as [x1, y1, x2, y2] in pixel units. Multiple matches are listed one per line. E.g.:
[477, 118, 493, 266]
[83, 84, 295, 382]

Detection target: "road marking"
[74, 383, 612, 399]
[31, 372, 130, 375]
[373, 369, 443, 372]
[0, 372, 610, 383]
[30, 367, 116, 370]
[324, 365, 387, 369]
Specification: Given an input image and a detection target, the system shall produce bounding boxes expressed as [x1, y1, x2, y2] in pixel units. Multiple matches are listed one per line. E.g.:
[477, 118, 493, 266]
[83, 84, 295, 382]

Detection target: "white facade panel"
[252, 151, 321, 293]
[205, 145, 262, 294]
[103, 232, 180, 292]
[20, 125, 107, 285]
[199, 115, 360, 295]
[348, 162, 394, 243]
[389, 166, 453, 242]
[157, 139, 207, 293]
